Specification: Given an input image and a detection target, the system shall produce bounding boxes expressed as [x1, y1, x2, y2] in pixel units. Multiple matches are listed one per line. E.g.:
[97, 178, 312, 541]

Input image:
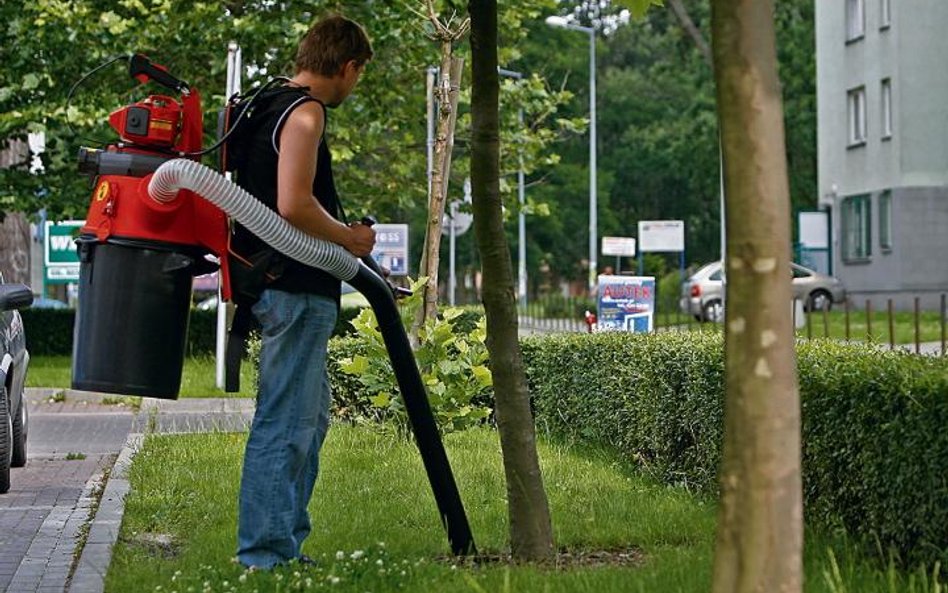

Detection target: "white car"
[680, 261, 847, 322]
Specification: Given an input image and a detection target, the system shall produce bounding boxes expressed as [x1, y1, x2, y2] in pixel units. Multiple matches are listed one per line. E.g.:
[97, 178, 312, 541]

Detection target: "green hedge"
[327, 330, 948, 566]
[519, 332, 948, 568]
[20, 305, 363, 356]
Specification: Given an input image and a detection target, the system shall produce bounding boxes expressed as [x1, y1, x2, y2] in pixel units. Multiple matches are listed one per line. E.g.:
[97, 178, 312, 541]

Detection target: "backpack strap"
[225, 302, 254, 393]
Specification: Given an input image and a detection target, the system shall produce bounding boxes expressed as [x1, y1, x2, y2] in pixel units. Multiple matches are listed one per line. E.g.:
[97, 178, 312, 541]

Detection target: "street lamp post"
[545, 15, 597, 293]
[498, 67, 527, 306]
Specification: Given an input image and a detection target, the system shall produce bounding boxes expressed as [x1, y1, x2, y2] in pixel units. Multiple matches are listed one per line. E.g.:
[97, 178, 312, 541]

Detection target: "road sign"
[602, 236, 636, 257]
[442, 202, 473, 236]
[596, 275, 655, 333]
[638, 220, 685, 253]
[44, 220, 84, 284]
[371, 224, 410, 276]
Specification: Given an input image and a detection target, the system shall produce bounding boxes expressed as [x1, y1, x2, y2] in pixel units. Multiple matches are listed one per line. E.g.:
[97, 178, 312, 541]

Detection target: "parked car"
[30, 296, 69, 309]
[680, 261, 846, 323]
[1, 281, 33, 493]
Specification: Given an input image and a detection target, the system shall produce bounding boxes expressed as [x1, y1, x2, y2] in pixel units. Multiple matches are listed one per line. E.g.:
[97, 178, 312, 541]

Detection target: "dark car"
[1, 280, 33, 493]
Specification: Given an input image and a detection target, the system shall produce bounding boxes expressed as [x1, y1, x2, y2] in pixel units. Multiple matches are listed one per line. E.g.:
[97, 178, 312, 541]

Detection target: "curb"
[67, 433, 144, 593]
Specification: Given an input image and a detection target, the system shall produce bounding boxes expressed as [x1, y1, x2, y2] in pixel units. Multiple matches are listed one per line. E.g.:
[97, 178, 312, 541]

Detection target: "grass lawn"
[652, 309, 947, 347]
[104, 426, 937, 593]
[26, 356, 256, 398]
[794, 309, 946, 345]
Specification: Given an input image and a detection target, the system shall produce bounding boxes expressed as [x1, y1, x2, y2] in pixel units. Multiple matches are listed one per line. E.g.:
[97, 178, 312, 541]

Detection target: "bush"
[20, 309, 75, 356]
[330, 280, 492, 434]
[521, 332, 948, 567]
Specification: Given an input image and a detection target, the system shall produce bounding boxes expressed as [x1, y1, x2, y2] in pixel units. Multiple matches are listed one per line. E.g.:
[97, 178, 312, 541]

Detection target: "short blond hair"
[295, 15, 373, 77]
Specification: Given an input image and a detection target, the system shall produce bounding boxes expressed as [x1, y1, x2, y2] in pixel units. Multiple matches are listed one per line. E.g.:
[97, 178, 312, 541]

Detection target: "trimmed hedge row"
[327, 330, 948, 567]
[520, 332, 948, 568]
[20, 306, 361, 356]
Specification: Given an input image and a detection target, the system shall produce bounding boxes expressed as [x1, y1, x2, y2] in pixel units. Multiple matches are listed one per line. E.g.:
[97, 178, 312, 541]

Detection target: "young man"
[232, 15, 375, 569]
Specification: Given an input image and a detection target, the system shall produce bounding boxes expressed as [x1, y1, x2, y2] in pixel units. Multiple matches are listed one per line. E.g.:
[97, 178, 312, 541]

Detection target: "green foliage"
[1, 0, 577, 238]
[521, 332, 948, 568]
[516, 0, 815, 282]
[797, 342, 948, 569]
[656, 269, 683, 315]
[334, 280, 493, 435]
[19, 308, 74, 356]
[524, 294, 596, 319]
[185, 309, 218, 356]
[615, 0, 665, 20]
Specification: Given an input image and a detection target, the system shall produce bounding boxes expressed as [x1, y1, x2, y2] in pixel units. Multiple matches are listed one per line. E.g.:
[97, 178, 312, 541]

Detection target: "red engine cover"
[108, 95, 182, 147]
[82, 88, 232, 299]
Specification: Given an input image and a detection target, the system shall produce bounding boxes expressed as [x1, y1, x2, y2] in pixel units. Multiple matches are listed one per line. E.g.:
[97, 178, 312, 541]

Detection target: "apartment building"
[816, 0, 948, 308]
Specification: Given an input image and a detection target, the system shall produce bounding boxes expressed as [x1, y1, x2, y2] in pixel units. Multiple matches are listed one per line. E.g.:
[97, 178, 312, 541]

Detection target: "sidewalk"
[0, 389, 255, 593]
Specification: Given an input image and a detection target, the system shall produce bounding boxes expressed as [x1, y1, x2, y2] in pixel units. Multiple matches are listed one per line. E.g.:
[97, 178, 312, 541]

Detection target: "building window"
[880, 0, 891, 29]
[881, 79, 892, 139]
[847, 0, 866, 41]
[847, 87, 867, 146]
[842, 194, 872, 260]
[879, 190, 892, 250]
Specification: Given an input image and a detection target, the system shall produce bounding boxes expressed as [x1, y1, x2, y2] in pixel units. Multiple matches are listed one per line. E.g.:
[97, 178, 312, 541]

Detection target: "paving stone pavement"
[0, 389, 255, 593]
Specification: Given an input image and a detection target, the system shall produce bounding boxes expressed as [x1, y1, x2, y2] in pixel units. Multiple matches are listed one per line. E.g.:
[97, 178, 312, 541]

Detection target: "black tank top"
[230, 86, 342, 303]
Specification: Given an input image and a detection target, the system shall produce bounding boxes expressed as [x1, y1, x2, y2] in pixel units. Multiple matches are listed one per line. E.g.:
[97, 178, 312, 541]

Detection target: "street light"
[545, 15, 598, 293]
[498, 67, 527, 306]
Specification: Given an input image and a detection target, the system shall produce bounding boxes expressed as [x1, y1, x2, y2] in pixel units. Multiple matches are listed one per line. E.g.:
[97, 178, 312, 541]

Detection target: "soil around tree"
[442, 545, 645, 570]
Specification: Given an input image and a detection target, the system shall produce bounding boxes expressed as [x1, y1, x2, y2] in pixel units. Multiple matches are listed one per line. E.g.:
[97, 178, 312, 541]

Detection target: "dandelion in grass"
[335, 550, 345, 560]
[350, 550, 364, 560]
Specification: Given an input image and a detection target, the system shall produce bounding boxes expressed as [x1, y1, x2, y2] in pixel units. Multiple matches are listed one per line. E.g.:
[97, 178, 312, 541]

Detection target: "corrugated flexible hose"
[148, 158, 360, 281]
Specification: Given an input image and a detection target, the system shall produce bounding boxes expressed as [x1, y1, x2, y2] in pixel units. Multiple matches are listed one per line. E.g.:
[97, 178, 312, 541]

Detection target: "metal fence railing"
[454, 292, 948, 357]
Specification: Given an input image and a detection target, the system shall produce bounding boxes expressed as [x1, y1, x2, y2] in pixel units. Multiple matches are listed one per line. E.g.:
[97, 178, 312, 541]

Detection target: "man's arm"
[276, 101, 375, 257]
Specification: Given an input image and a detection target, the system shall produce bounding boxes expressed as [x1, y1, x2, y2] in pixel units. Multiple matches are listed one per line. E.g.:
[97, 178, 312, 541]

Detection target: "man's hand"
[345, 222, 376, 257]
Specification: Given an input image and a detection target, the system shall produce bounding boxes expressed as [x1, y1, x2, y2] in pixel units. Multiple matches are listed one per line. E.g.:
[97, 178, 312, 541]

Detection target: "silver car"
[680, 261, 846, 322]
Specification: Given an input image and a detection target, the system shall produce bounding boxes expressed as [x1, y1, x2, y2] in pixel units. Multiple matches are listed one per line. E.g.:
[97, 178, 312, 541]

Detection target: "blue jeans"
[237, 289, 337, 568]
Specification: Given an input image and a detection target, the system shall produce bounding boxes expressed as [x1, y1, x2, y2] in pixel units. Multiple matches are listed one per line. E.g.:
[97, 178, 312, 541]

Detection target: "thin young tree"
[412, 1, 468, 338]
[710, 1, 803, 592]
[468, 0, 555, 561]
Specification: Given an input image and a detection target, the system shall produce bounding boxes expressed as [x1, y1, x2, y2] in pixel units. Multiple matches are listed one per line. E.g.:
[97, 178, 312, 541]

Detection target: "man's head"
[295, 15, 372, 106]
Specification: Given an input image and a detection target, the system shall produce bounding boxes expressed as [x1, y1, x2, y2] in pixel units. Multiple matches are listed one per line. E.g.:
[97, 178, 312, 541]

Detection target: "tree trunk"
[0, 139, 32, 285]
[468, 0, 554, 562]
[710, 2, 803, 592]
[0, 212, 31, 285]
[415, 48, 463, 338]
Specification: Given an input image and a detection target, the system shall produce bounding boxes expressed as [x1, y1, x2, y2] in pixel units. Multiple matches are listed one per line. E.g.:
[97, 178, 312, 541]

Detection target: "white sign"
[371, 223, 410, 276]
[798, 211, 829, 249]
[45, 220, 85, 284]
[602, 236, 636, 256]
[638, 220, 685, 253]
[442, 202, 473, 236]
[47, 265, 80, 281]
